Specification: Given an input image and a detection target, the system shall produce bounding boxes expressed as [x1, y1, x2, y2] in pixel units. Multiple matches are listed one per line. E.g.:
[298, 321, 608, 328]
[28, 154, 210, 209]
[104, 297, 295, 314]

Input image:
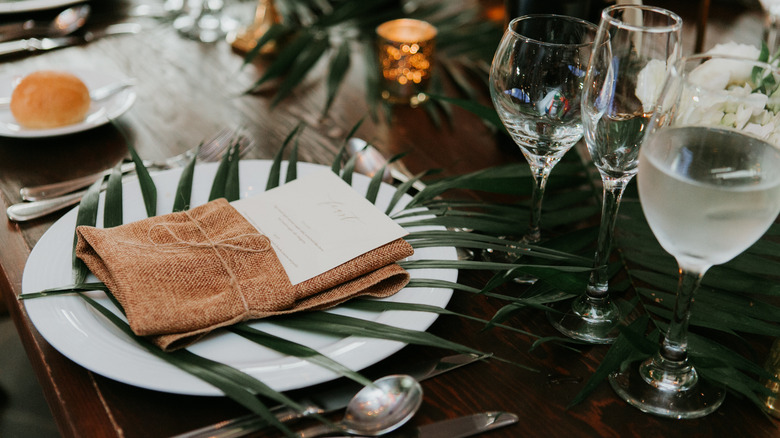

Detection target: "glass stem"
[587, 177, 629, 299]
[639, 267, 708, 391]
[525, 164, 552, 245]
[660, 268, 706, 361]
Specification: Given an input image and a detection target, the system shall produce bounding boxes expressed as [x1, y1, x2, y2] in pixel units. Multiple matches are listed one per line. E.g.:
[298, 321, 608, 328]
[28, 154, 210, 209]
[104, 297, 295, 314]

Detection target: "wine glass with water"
[488, 14, 597, 261]
[609, 53, 780, 418]
[548, 5, 682, 343]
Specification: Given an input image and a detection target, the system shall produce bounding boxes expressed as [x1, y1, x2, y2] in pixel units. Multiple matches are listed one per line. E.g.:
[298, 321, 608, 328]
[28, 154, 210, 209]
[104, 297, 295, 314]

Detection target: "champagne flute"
[610, 53, 780, 418]
[548, 5, 682, 343]
[488, 14, 597, 260]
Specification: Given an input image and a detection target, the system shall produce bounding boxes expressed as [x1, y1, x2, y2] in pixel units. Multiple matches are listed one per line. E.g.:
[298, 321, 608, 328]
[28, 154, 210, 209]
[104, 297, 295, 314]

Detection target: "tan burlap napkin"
[75, 198, 413, 351]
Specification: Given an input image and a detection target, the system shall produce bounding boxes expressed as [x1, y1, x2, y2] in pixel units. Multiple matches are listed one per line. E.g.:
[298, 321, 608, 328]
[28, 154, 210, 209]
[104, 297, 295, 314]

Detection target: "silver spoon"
[293, 374, 423, 438]
[0, 4, 91, 42]
[347, 138, 427, 193]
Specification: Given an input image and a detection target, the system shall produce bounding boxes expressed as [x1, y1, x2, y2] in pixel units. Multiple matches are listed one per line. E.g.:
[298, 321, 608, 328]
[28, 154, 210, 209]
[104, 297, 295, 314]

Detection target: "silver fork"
[7, 129, 253, 222]
[21, 128, 236, 201]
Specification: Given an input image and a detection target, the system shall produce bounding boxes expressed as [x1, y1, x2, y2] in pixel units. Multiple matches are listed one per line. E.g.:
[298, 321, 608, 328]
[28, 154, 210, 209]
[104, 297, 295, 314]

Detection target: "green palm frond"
[242, 0, 502, 116]
[39, 115, 780, 430]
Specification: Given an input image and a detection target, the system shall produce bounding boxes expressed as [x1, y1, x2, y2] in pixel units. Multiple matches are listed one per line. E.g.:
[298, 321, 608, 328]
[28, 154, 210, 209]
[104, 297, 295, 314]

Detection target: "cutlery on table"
[17, 124, 231, 201]
[347, 138, 428, 193]
[0, 80, 135, 108]
[331, 411, 519, 438]
[294, 374, 423, 438]
[172, 353, 487, 438]
[6, 128, 253, 222]
[0, 23, 142, 57]
[0, 4, 91, 42]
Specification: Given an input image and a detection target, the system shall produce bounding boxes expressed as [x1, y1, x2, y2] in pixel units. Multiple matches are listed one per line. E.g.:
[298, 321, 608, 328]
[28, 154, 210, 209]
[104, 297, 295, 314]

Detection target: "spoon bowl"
[296, 374, 423, 438]
[341, 374, 423, 436]
[50, 4, 91, 36]
[0, 4, 91, 42]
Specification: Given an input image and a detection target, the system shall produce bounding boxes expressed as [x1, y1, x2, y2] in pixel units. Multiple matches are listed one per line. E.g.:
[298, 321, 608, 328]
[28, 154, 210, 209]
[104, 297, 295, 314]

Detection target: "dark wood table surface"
[0, 1, 777, 437]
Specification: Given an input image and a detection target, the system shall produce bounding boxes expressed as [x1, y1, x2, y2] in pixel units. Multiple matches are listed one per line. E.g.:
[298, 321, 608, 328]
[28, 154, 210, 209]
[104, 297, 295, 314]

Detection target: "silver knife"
[0, 23, 141, 57]
[171, 353, 488, 438]
[345, 412, 519, 438]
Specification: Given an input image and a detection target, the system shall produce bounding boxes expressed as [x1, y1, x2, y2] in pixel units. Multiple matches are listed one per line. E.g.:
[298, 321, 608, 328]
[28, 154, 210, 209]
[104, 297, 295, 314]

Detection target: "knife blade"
[0, 23, 141, 57]
[329, 412, 519, 438]
[171, 353, 488, 438]
[412, 411, 518, 438]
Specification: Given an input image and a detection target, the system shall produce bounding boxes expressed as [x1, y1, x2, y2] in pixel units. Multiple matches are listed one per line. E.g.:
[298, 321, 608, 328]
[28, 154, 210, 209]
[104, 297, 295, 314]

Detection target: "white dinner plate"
[0, 68, 135, 138]
[0, 0, 85, 14]
[22, 160, 457, 396]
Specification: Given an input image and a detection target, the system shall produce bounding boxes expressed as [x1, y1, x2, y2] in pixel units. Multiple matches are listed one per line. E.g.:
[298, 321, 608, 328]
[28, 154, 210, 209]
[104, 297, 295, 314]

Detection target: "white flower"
[688, 43, 761, 90]
[706, 42, 761, 60]
[671, 42, 780, 147]
[636, 59, 667, 113]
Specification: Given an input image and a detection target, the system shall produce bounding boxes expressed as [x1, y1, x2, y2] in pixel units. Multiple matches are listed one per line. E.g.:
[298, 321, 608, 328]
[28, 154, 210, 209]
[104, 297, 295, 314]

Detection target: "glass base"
[610, 358, 725, 419]
[547, 295, 621, 344]
[482, 236, 537, 284]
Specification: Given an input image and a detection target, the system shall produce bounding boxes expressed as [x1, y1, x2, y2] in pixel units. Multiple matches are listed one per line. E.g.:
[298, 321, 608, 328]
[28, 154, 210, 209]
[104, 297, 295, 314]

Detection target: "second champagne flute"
[488, 14, 597, 261]
[548, 5, 682, 343]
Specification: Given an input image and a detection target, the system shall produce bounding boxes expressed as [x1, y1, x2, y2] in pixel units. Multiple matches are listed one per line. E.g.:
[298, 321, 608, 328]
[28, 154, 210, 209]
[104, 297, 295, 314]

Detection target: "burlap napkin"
[75, 198, 413, 351]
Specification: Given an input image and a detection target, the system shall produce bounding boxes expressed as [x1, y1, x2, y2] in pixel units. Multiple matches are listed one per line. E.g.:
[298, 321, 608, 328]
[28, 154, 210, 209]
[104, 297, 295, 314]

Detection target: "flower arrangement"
[635, 42, 780, 146]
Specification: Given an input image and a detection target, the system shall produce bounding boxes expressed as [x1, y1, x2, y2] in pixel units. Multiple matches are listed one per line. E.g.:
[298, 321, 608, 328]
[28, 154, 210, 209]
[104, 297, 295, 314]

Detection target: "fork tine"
[234, 133, 255, 159]
[197, 128, 236, 162]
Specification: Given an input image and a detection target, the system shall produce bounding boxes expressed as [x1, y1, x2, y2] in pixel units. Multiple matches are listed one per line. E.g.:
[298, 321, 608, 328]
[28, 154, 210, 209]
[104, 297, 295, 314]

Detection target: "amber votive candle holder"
[763, 339, 780, 418]
[376, 18, 437, 106]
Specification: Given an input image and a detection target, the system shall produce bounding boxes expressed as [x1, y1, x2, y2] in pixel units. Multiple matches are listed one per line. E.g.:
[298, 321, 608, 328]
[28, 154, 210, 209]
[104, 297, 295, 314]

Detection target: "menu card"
[231, 170, 408, 285]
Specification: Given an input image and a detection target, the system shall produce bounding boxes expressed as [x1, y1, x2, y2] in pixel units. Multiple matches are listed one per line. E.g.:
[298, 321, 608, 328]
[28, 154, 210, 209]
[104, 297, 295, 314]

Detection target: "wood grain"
[0, 1, 776, 437]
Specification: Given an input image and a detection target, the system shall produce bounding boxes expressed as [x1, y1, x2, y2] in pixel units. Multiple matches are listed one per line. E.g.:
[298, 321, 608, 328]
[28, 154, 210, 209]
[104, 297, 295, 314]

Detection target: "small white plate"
[0, 68, 135, 138]
[22, 161, 457, 396]
[0, 0, 85, 14]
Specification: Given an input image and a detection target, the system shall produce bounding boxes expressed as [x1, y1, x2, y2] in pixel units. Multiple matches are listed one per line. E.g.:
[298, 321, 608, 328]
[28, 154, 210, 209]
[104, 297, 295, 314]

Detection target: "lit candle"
[376, 18, 437, 105]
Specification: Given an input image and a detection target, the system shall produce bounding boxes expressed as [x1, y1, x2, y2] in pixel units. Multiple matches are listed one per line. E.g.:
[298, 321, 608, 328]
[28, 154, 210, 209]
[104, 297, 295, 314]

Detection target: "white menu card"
[231, 170, 408, 285]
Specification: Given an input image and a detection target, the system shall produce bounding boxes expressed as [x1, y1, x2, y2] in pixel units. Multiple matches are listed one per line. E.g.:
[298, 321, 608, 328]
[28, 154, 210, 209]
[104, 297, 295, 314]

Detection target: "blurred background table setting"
[0, 0, 778, 437]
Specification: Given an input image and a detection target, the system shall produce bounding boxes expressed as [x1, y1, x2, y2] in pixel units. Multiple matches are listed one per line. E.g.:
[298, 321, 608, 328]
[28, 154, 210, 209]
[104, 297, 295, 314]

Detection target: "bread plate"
[0, 68, 135, 138]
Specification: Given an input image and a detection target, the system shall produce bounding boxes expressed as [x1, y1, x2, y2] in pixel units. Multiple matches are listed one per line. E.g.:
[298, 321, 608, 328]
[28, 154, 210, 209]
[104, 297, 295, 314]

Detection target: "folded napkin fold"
[75, 198, 414, 351]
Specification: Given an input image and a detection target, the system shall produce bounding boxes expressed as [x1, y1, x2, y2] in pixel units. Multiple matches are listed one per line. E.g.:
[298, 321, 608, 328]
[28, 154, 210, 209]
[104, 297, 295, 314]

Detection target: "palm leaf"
[271, 36, 331, 107]
[426, 94, 507, 133]
[323, 39, 351, 115]
[267, 123, 303, 190]
[285, 134, 300, 183]
[125, 139, 157, 218]
[270, 311, 519, 366]
[230, 324, 374, 388]
[246, 31, 316, 93]
[103, 163, 124, 228]
[45, 116, 780, 426]
[568, 316, 654, 407]
[224, 141, 242, 202]
[209, 145, 233, 201]
[77, 293, 299, 436]
[172, 144, 199, 212]
[72, 177, 103, 284]
[241, 23, 291, 69]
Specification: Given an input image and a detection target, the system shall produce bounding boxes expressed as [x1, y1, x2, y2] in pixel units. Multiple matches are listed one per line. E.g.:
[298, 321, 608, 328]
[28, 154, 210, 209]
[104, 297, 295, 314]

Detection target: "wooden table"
[0, 1, 777, 437]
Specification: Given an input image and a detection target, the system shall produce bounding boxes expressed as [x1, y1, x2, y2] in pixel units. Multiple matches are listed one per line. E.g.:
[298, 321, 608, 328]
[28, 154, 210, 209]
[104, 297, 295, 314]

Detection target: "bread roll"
[10, 70, 91, 129]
